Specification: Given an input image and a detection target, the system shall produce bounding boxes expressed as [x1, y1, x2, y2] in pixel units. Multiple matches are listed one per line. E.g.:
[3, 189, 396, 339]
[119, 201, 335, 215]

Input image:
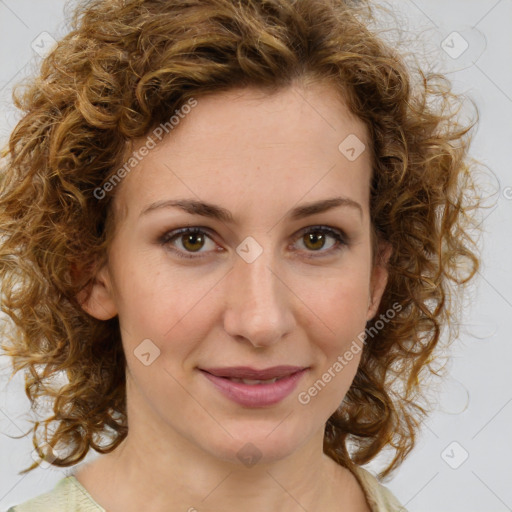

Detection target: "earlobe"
[77, 264, 118, 320]
[366, 242, 392, 321]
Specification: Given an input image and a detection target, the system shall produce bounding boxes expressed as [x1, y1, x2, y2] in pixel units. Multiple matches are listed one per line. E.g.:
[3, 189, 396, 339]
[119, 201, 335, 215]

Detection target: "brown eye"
[181, 231, 205, 252]
[160, 227, 218, 259]
[302, 231, 328, 251]
[294, 226, 347, 258]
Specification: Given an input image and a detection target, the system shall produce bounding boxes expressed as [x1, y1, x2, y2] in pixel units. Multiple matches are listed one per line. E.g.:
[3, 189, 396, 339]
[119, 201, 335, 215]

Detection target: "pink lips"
[199, 365, 308, 407]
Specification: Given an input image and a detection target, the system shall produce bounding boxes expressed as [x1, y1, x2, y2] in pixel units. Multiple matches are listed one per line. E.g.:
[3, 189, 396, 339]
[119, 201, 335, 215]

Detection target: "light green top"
[6, 466, 407, 511]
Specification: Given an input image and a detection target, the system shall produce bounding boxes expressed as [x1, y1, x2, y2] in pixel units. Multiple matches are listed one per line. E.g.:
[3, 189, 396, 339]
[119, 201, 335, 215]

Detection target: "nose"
[222, 248, 296, 349]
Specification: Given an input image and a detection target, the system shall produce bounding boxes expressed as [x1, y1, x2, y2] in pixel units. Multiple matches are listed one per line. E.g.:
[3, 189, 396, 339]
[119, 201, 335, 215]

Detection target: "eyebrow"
[140, 196, 363, 222]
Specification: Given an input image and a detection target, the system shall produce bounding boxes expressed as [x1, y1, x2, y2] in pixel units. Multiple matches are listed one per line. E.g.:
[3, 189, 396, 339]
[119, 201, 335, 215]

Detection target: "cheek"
[295, 273, 370, 411]
[295, 261, 372, 339]
[109, 249, 222, 357]
[311, 284, 369, 373]
[291, 259, 372, 406]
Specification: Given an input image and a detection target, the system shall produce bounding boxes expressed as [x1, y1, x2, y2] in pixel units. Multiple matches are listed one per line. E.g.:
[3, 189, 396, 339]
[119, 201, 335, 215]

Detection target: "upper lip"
[200, 365, 307, 380]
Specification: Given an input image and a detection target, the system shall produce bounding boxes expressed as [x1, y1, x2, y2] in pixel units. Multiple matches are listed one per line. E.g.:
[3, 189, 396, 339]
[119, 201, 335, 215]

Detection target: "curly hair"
[0, 0, 480, 478]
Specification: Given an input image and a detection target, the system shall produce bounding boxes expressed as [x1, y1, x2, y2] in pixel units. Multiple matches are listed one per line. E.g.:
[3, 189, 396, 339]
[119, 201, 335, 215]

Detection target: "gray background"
[0, 1, 511, 511]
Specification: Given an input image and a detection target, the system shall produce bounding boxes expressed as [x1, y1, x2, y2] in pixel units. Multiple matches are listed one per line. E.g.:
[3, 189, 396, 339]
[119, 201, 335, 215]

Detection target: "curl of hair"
[0, 0, 480, 478]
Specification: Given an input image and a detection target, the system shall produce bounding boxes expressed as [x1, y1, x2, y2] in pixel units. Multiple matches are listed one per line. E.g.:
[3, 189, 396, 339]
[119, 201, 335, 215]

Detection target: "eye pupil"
[183, 233, 204, 252]
[304, 232, 325, 250]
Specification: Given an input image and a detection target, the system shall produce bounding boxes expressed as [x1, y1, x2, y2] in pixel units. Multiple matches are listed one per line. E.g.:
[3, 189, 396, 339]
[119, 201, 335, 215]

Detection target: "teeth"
[229, 377, 279, 385]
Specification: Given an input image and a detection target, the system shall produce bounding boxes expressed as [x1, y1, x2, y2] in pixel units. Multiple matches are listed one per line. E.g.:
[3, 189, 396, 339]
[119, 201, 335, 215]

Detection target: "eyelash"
[158, 225, 348, 260]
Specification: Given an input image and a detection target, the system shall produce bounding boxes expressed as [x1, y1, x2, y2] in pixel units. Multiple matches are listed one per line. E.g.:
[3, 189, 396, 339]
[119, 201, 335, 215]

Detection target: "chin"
[198, 422, 312, 468]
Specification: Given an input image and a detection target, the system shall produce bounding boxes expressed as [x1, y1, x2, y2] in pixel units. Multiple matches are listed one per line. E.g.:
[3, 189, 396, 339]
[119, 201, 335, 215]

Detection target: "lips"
[198, 365, 308, 407]
[200, 365, 306, 381]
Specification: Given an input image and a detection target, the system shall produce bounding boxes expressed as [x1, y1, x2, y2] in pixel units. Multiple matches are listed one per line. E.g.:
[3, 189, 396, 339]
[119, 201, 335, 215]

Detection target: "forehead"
[112, 82, 372, 225]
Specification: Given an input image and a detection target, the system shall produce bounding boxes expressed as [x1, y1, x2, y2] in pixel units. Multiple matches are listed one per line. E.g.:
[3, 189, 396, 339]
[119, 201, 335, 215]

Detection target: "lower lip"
[200, 369, 308, 407]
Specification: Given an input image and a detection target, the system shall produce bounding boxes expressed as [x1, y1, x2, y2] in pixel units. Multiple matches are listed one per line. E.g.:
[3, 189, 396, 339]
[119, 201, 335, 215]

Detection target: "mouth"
[198, 365, 309, 407]
[221, 376, 284, 385]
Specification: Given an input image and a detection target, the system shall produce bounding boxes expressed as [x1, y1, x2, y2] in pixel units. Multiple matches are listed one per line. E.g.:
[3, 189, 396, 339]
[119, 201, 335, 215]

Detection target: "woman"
[0, 0, 480, 510]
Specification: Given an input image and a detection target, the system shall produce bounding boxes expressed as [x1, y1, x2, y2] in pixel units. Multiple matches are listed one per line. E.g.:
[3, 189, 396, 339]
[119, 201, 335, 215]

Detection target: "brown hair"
[0, 0, 480, 478]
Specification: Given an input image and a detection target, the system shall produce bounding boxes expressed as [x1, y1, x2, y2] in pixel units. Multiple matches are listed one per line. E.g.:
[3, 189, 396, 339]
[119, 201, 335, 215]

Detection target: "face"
[82, 82, 389, 466]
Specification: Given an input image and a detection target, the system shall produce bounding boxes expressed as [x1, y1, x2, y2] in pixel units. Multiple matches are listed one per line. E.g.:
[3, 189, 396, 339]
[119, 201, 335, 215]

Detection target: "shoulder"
[351, 466, 408, 512]
[6, 476, 105, 512]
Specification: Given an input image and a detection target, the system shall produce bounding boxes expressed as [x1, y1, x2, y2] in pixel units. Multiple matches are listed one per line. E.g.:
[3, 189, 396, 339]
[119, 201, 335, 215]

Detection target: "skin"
[76, 81, 389, 512]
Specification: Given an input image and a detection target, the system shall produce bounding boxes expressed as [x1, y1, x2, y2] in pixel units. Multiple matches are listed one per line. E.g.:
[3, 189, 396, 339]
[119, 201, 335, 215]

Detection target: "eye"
[159, 227, 219, 259]
[292, 226, 347, 258]
[159, 225, 348, 260]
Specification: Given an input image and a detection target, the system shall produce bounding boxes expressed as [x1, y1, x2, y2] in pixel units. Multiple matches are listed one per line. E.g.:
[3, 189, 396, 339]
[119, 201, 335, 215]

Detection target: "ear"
[366, 241, 392, 321]
[76, 263, 118, 320]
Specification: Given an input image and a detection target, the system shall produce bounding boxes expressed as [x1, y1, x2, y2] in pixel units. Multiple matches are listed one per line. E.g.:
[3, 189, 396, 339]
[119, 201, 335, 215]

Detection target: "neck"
[93, 431, 346, 511]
